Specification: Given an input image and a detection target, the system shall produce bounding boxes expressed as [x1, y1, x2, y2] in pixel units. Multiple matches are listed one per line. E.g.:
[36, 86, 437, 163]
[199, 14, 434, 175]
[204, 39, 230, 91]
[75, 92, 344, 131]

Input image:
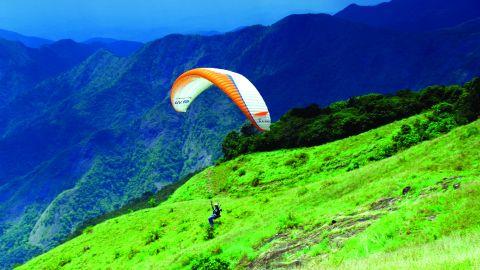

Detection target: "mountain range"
[0, 37, 143, 108]
[336, 0, 480, 32]
[1, 0, 480, 268]
[0, 29, 52, 48]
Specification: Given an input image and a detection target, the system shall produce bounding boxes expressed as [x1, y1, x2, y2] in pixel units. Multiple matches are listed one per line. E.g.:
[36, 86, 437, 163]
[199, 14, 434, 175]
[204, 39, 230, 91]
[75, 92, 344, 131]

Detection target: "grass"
[19, 116, 480, 269]
[311, 229, 480, 270]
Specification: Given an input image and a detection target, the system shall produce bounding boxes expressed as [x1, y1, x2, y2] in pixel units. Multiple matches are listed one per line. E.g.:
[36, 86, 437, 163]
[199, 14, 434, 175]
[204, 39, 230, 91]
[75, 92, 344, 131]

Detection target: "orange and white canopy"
[170, 68, 271, 131]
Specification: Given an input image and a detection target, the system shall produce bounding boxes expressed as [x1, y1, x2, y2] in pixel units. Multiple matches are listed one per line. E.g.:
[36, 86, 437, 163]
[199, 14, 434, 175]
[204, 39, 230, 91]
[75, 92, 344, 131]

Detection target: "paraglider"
[170, 68, 271, 131]
[208, 201, 222, 228]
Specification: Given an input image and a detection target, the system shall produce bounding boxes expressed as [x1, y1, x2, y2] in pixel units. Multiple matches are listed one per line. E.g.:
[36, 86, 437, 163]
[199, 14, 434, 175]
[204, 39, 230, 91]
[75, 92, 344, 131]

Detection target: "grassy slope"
[313, 230, 480, 270]
[20, 116, 480, 269]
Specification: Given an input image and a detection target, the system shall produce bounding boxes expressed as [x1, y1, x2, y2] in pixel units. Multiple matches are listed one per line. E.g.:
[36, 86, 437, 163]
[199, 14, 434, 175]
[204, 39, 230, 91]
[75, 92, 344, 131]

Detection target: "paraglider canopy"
[170, 68, 271, 131]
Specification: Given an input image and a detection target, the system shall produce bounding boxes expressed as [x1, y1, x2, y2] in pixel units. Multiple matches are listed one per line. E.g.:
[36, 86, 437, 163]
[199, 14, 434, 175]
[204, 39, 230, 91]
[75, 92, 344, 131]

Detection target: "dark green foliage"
[222, 79, 480, 159]
[346, 161, 360, 172]
[127, 248, 139, 260]
[297, 187, 308, 196]
[83, 226, 93, 235]
[390, 102, 460, 153]
[144, 229, 162, 245]
[204, 227, 215, 241]
[148, 198, 157, 208]
[454, 78, 480, 123]
[238, 169, 246, 177]
[279, 212, 300, 230]
[191, 256, 230, 270]
[240, 124, 258, 137]
[391, 124, 421, 151]
[58, 257, 71, 267]
[0, 205, 43, 269]
[251, 177, 260, 187]
[284, 153, 309, 168]
[461, 126, 480, 139]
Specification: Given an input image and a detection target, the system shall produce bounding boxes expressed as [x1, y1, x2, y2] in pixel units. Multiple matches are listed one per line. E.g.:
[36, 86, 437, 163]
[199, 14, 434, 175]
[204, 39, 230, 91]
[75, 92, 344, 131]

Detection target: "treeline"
[222, 78, 480, 159]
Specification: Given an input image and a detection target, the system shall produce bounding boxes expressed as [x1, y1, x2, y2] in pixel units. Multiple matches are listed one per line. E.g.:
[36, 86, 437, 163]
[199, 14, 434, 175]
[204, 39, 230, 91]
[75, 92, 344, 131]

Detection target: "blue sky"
[0, 0, 385, 42]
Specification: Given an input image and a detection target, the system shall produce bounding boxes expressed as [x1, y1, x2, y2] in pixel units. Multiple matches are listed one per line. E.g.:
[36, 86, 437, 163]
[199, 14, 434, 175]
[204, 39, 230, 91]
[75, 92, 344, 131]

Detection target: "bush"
[251, 177, 260, 187]
[297, 187, 308, 196]
[58, 257, 72, 267]
[204, 226, 215, 240]
[127, 248, 139, 259]
[83, 226, 93, 234]
[148, 197, 157, 207]
[279, 212, 299, 230]
[238, 169, 246, 177]
[392, 124, 421, 151]
[191, 257, 230, 270]
[284, 153, 309, 168]
[389, 103, 460, 154]
[144, 229, 162, 245]
[461, 126, 479, 139]
[346, 161, 360, 171]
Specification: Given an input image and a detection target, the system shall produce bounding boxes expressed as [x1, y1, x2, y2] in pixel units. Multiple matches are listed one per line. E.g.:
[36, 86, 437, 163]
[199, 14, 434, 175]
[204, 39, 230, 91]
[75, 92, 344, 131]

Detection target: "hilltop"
[336, 0, 480, 32]
[20, 113, 480, 269]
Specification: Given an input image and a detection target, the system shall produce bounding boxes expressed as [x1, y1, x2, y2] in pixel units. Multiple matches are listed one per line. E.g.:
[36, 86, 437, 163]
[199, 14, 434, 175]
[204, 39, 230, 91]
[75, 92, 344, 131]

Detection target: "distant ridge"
[335, 0, 480, 32]
[0, 28, 52, 48]
[84, 37, 144, 57]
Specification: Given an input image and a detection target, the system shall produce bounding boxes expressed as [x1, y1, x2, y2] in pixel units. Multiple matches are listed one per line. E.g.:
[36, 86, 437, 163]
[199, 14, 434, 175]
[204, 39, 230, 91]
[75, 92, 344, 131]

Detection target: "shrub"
[279, 212, 299, 230]
[58, 257, 71, 267]
[127, 248, 139, 259]
[204, 226, 215, 240]
[212, 246, 222, 255]
[238, 169, 246, 177]
[251, 178, 260, 187]
[297, 187, 308, 196]
[145, 229, 162, 245]
[346, 161, 360, 172]
[284, 153, 309, 168]
[388, 103, 460, 154]
[392, 124, 421, 151]
[83, 226, 93, 234]
[461, 126, 479, 139]
[148, 197, 157, 207]
[191, 257, 230, 270]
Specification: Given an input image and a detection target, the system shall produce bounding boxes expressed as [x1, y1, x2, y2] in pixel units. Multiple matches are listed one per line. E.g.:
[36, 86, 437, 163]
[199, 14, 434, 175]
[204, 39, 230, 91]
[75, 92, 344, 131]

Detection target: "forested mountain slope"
[0, 39, 101, 106]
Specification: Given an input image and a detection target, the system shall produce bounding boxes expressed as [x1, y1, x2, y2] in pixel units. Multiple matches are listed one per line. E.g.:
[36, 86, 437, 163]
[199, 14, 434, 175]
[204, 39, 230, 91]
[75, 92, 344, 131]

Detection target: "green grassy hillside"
[20, 116, 480, 269]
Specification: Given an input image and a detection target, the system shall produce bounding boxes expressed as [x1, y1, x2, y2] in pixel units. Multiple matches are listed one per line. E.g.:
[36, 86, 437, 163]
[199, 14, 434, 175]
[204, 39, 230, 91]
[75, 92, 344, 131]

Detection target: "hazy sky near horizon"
[0, 0, 385, 42]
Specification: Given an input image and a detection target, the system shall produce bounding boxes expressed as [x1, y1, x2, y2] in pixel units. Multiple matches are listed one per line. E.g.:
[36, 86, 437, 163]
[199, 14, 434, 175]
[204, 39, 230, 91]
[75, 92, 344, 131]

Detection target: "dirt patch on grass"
[248, 200, 396, 269]
[248, 176, 462, 269]
[421, 176, 464, 195]
[370, 197, 397, 210]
